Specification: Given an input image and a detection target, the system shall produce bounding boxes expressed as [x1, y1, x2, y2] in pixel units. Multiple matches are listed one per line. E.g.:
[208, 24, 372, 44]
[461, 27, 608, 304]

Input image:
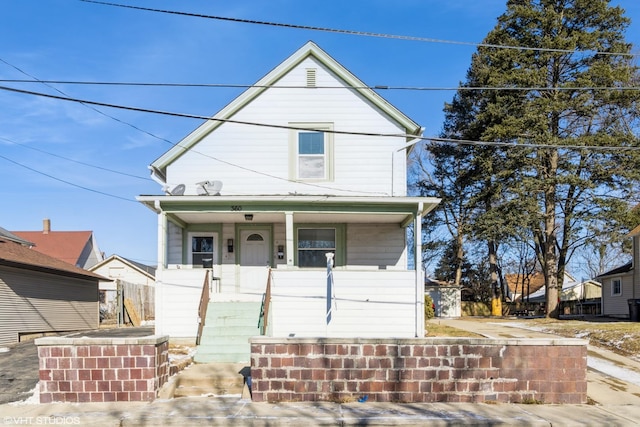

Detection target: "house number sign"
[231, 205, 243, 211]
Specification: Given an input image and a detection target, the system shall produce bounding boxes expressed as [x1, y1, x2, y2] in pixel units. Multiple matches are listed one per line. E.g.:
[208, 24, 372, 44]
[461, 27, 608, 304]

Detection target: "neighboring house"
[13, 218, 104, 269]
[597, 224, 639, 318]
[425, 278, 461, 318]
[89, 255, 156, 321]
[503, 271, 599, 315]
[137, 41, 440, 362]
[0, 226, 104, 346]
[504, 272, 546, 302]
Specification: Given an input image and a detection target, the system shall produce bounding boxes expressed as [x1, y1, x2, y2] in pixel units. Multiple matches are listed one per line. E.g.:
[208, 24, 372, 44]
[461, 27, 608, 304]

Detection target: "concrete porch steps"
[159, 362, 251, 400]
[195, 301, 261, 363]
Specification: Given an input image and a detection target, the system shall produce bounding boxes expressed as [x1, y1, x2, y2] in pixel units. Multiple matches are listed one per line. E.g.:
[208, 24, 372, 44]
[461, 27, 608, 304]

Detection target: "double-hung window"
[612, 278, 622, 296]
[190, 234, 215, 267]
[297, 228, 336, 268]
[290, 123, 334, 181]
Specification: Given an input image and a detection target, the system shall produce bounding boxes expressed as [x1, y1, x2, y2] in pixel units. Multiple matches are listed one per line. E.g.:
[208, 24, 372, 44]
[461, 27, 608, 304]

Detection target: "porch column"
[415, 203, 424, 337]
[155, 207, 167, 336]
[285, 211, 294, 267]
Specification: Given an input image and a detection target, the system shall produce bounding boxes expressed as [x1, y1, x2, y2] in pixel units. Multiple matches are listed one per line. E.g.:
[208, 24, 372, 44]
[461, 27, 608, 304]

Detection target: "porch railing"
[258, 268, 272, 335]
[196, 270, 210, 345]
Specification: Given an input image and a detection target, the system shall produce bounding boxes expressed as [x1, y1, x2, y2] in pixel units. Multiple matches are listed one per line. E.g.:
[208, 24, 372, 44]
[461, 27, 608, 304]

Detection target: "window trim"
[187, 232, 217, 268]
[289, 122, 334, 182]
[611, 277, 622, 296]
[293, 224, 345, 268]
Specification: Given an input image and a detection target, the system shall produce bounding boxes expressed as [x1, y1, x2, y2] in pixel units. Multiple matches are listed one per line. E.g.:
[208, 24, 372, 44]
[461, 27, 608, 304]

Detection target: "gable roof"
[0, 236, 105, 280]
[0, 226, 33, 246]
[12, 230, 93, 267]
[597, 261, 633, 278]
[504, 272, 546, 299]
[89, 254, 156, 279]
[149, 41, 422, 182]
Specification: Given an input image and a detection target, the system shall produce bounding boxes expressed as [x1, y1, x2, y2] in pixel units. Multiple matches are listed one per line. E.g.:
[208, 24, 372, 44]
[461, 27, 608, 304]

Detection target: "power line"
[0, 84, 391, 195]
[0, 153, 137, 203]
[0, 136, 152, 181]
[1, 83, 638, 153]
[1, 78, 639, 92]
[0, 57, 178, 149]
[79, 0, 640, 58]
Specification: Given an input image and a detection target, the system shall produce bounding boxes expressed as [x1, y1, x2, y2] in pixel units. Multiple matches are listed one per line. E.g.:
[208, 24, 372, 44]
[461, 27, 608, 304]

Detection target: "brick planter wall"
[250, 337, 587, 404]
[35, 335, 169, 403]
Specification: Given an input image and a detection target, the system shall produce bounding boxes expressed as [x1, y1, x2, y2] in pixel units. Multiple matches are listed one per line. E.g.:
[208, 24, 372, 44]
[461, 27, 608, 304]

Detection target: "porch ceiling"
[137, 194, 441, 226]
[168, 211, 409, 225]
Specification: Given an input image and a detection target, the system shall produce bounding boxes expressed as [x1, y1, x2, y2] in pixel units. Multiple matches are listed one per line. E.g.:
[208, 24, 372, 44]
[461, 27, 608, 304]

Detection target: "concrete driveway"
[0, 326, 153, 404]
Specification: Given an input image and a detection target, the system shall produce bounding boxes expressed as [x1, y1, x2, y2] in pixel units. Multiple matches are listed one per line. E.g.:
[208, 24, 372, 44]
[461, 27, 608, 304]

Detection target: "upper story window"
[290, 123, 334, 181]
[298, 132, 325, 179]
[612, 278, 622, 296]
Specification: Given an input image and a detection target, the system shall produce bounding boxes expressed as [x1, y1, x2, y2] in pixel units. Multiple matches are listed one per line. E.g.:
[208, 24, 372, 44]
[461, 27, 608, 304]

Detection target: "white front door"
[240, 230, 270, 266]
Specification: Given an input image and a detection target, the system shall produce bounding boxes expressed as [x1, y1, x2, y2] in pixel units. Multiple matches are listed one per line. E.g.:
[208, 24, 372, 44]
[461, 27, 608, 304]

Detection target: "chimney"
[43, 218, 51, 234]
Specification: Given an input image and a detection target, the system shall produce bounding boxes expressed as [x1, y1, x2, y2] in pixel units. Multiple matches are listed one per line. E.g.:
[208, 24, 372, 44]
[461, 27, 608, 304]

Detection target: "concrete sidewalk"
[2, 396, 640, 426]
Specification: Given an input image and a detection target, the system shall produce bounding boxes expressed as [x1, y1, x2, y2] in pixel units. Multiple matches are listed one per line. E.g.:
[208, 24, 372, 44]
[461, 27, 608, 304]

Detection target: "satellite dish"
[170, 184, 185, 196]
[196, 180, 223, 196]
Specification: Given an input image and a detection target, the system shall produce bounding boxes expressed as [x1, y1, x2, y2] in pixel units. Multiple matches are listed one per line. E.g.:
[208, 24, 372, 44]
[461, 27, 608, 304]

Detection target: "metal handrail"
[196, 269, 210, 345]
[258, 268, 272, 335]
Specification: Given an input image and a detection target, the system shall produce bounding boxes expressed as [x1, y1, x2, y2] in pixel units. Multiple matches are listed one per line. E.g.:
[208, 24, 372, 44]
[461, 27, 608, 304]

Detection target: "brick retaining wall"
[35, 335, 169, 403]
[249, 337, 587, 404]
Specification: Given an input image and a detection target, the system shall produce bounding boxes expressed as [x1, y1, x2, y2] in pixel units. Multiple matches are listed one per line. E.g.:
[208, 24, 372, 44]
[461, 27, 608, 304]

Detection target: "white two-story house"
[138, 41, 440, 362]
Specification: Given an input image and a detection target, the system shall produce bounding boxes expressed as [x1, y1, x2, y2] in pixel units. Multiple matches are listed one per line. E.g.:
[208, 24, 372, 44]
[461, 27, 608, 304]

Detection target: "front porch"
[156, 266, 423, 362]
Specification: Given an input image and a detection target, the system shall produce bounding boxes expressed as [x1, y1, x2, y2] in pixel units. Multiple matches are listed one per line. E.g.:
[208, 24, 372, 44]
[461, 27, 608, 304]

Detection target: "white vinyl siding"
[601, 273, 634, 317]
[0, 267, 98, 346]
[347, 224, 407, 269]
[165, 56, 408, 197]
[269, 270, 415, 338]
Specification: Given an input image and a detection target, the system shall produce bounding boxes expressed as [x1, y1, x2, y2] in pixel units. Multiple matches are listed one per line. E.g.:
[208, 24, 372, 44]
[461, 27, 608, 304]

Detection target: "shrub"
[425, 294, 435, 319]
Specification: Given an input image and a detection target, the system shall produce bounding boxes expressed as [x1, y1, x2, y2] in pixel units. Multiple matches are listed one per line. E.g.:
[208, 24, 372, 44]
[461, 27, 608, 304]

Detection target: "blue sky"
[2, 0, 639, 268]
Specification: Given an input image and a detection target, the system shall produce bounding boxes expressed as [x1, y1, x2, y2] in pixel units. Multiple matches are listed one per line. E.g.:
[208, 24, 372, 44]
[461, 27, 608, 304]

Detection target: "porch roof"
[137, 194, 440, 227]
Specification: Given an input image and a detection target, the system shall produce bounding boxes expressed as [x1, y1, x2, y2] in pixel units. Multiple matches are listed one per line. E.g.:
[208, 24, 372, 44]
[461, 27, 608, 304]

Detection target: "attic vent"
[306, 68, 316, 87]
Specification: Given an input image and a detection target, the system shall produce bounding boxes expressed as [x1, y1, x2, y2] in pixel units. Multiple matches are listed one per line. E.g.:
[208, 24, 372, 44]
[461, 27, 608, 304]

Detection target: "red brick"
[110, 357, 123, 368]
[135, 380, 149, 392]
[89, 346, 102, 357]
[64, 392, 78, 402]
[103, 346, 116, 357]
[122, 380, 136, 392]
[45, 358, 58, 369]
[116, 392, 129, 401]
[97, 380, 110, 392]
[117, 346, 130, 356]
[51, 347, 63, 357]
[89, 369, 103, 381]
[71, 381, 84, 392]
[40, 392, 53, 403]
[90, 392, 104, 402]
[142, 346, 155, 356]
[103, 392, 116, 402]
[136, 357, 149, 368]
[84, 358, 97, 369]
[117, 369, 130, 380]
[77, 369, 91, 381]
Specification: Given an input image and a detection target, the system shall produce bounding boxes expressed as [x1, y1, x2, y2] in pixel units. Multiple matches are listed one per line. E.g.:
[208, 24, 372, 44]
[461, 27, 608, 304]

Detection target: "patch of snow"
[588, 357, 640, 388]
[8, 384, 39, 405]
[575, 332, 590, 338]
[0, 347, 9, 353]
